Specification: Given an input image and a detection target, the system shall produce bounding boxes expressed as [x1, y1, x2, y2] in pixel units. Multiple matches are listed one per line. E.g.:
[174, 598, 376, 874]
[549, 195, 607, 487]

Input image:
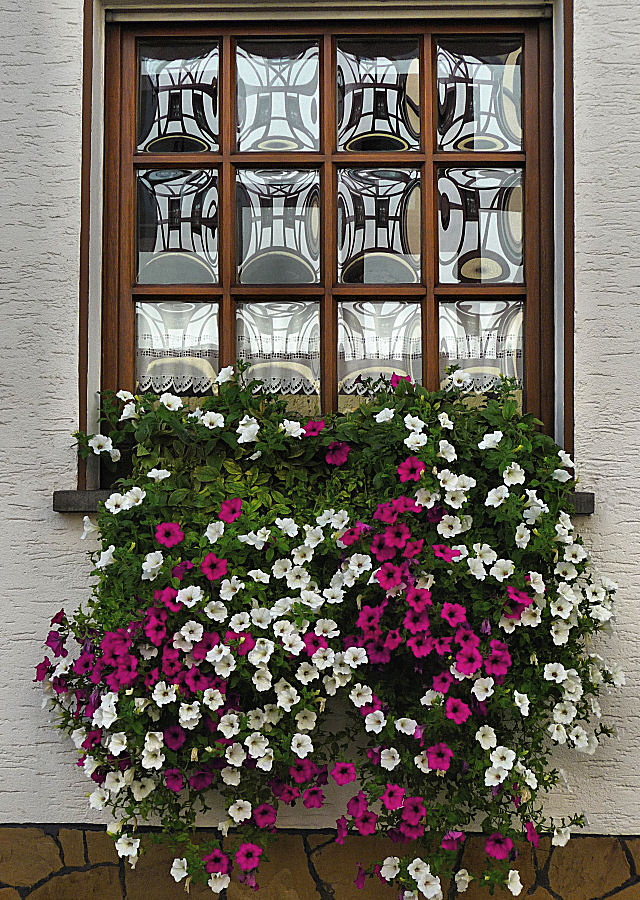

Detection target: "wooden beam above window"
[106, 0, 552, 23]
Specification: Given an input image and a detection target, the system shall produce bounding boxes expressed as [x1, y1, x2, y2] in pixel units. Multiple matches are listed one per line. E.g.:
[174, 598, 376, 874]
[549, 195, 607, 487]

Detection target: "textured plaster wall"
[0, 0, 638, 832]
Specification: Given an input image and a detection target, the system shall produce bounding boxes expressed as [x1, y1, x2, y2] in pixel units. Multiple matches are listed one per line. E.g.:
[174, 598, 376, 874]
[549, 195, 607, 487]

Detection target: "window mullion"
[220, 33, 236, 369]
[321, 31, 337, 413]
[422, 27, 439, 391]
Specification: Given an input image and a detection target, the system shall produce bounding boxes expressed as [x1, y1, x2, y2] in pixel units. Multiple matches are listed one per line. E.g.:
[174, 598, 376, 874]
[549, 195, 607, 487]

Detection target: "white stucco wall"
[1, 0, 638, 829]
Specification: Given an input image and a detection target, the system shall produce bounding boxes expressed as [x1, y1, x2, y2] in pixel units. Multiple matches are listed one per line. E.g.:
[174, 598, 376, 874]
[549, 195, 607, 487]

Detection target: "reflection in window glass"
[137, 169, 219, 284]
[437, 39, 522, 152]
[138, 43, 219, 152]
[236, 302, 320, 412]
[338, 169, 421, 284]
[338, 301, 421, 410]
[438, 168, 523, 284]
[136, 302, 219, 394]
[236, 170, 320, 284]
[439, 299, 523, 389]
[236, 40, 320, 151]
[337, 39, 420, 151]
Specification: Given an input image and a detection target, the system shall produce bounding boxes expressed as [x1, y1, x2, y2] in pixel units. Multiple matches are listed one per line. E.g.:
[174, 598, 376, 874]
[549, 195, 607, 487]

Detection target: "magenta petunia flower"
[50, 609, 66, 626]
[441, 830, 466, 851]
[204, 848, 231, 874]
[407, 633, 434, 658]
[336, 815, 348, 845]
[164, 725, 186, 751]
[441, 602, 467, 627]
[525, 820, 540, 848]
[381, 783, 405, 810]
[34, 657, 52, 682]
[325, 441, 350, 466]
[403, 538, 424, 558]
[189, 770, 214, 791]
[354, 863, 367, 889]
[341, 524, 365, 546]
[383, 523, 411, 548]
[485, 832, 514, 860]
[406, 586, 432, 611]
[426, 743, 454, 772]
[456, 645, 484, 676]
[373, 501, 397, 524]
[279, 784, 300, 805]
[253, 803, 277, 829]
[164, 769, 183, 793]
[384, 628, 403, 651]
[397, 456, 426, 483]
[347, 791, 368, 819]
[376, 562, 404, 590]
[45, 630, 67, 658]
[432, 544, 462, 563]
[433, 671, 453, 693]
[304, 419, 325, 436]
[155, 522, 184, 548]
[219, 497, 242, 523]
[390, 372, 411, 387]
[401, 795, 426, 825]
[331, 762, 357, 786]
[303, 787, 325, 809]
[201, 552, 228, 581]
[235, 843, 263, 872]
[445, 696, 472, 724]
[370, 533, 396, 562]
[393, 495, 421, 514]
[155, 586, 181, 611]
[403, 607, 430, 634]
[354, 811, 378, 836]
[171, 560, 194, 581]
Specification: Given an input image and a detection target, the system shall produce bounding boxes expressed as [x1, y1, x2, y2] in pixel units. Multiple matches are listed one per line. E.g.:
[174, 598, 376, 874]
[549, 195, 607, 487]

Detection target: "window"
[102, 21, 553, 420]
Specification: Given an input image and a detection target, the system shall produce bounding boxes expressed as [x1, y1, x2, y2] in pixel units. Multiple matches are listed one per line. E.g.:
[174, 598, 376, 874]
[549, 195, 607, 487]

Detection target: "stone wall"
[0, 828, 639, 899]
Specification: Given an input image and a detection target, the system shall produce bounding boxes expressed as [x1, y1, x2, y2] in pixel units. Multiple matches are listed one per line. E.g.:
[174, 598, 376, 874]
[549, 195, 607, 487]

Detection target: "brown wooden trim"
[564, 0, 574, 453]
[434, 284, 527, 297]
[78, 0, 94, 488]
[321, 32, 337, 410]
[523, 24, 541, 420]
[220, 34, 235, 367]
[132, 284, 225, 297]
[118, 29, 137, 392]
[423, 30, 438, 391]
[538, 18, 555, 432]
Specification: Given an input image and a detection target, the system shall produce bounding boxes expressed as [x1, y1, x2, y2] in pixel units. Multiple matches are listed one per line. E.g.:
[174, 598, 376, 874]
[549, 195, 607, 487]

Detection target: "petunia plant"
[36, 367, 623, 898]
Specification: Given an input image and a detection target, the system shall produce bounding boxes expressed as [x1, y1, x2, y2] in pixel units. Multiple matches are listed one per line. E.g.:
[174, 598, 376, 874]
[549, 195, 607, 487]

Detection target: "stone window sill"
[53, 490, 596, 516]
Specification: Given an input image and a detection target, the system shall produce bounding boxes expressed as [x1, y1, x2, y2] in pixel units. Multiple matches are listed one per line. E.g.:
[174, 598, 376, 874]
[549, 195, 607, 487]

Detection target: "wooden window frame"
[101, 19, 554, 422]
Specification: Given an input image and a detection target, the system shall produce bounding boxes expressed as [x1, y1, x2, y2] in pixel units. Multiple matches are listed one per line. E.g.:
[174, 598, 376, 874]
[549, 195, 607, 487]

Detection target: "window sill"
[53, 490, 597, 516]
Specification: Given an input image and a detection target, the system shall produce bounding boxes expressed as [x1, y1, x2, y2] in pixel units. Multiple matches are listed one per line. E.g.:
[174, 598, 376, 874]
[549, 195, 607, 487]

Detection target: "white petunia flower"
[116, 389, 134, 401]
[280, 419, 305, 438]
[553, 468, 572, 482]
[514, 691, 530, 716]
[455, 868, 472, 892]
[404, 431, 428, 450]
[105, 492, 131, 515]
[544, 662, 568, 683]
[395, 717, 417, 736]
[471, 677, 494, 701]
[170, 858, 188, 883]
[141, 550, 164, 581]
[490, 559, 515, 582]
[237, 414, 260, 443]
[507, 870, 523, 896]
[124, 486, 146, 507]
[225, 743, 247, 768]
[467, 557, 486, 581]
[380, 856, 400, 881]
[437, 515, 462, 538]
[365, 710, 386, 733]
[152, 681, 176, 707]
[404, 414, 425, 432]
[475, 725, 497, 750]
[380, 748, 400, 770]
[130, 778, 155, 801]
[146, 468, 171, 482]
[548, 723, 567, 744]
[375, 408, 394, 423]
[438, 439, 457, 462]
[115, 834, 140, 860]
[221, 766, 241, 786]
[291, 733, 314, 758]
[81, 516, 100, 540]
[515, 523, 530, 549]
[159, 392, 182, 411]
[88, 434, 113, 455]
[96, 544, 116, 569]
[228, 800, 252, 823]
[503, 462, 525, 486]
[490, 746, 516, 770]
[478, 430, 503, 450]
[89, 787, 109, 809]
[208, 873, 231, 893]
[485, 766, 509, 786]
[438, 412, 454, 430]
[485, 486, 509, 508]
[216, 365, 234, 384]
[552, 826, 571, 847]
[201, 411, 224, 429]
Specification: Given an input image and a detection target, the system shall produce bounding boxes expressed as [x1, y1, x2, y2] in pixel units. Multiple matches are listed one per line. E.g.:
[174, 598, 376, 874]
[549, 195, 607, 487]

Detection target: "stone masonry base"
[0, 827, 639, 899]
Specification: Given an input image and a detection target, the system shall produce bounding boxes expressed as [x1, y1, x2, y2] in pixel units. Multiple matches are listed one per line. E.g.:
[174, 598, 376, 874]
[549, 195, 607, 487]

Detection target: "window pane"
[337, 40, 420, 151]
[338, 301, 422, 410]
[338, 168, 421, 283]
[438, 168, 523, 284]
[236, 301, 320, 412]
[236, 169, 321, 284]
[236, 40, 320, 151]
[439, 299, 523, 389]
[437, 39, 522, 152]
[137, 169, 219, 284]
[138, 43, 219, 152]
[136, 301, 219, 394]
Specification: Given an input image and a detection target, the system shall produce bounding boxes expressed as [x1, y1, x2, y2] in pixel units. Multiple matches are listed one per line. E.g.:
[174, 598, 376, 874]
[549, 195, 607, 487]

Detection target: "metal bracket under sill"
[53, 490, 596, 516]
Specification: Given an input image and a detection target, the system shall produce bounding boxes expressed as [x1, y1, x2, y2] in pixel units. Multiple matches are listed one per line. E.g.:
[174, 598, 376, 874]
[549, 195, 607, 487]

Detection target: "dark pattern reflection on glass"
[236, 41, 320, 151]
[236, 169, 321, 284]
[138, 44, 219, 152]
[438, 168, 523, 284]
[236, 301, 320, 397]
[338, 301, 422, 408]
[338, 168, 421, 283]
[137, 169, 219, 284]
[337, 40, 420, 151]
[439, 299, 523, 388]
[136, 301, 219, 394]
[437, 39, 522, 152]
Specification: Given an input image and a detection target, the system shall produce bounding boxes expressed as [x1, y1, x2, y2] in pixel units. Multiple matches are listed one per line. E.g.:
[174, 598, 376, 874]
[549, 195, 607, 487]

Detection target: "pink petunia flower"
[204, 848, 231, 874]
[354, 864, 367, 889]
[326, 441, 350, 466]
[432, 544, 461, 562]
[253, 804, 277, 829]
[373, 502, 397, 524]
[426, 743, 454, 772]
[155, 522, 185, 548]
[401, 795, 426, 826]
[376, 563, 404, 590]
[390, 372, 411, 387]
[164, 769, 183, 793]
[331, 762, 357, 786]
[303, 787, 325, 809]
[220, 498, 242, 523]
[455, 645, 484, 676]
[381, 783, 405, 810]
[171, 560, 194, 581]
[347, 791, 368, 819]
[383, 523, 411, 548]
[164, 725, 186, 751]
[445, 696, 472, 724]
[441, 831, 466, 851]
[201, 552, 228, 581]
[397, 456, 426, 483]
[525, 821, 540, 848]
[235, 843, 263, 872]
[304, 419, 325, 436]
[441, 602, 467, 627]
[336, 816, 348, 845]
[354, 811, 378, 836]
[485, 832, 514, 860]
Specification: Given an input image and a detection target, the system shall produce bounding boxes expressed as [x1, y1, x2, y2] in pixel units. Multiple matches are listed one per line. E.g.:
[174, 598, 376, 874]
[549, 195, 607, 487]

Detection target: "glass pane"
[138, 43, 219, 152]
[439, 299, 523, 389]
[236, 302, 320, 412]
[236, 169, 321, 283]
[236, 40, 320, 151]
[136, 301, 219, 394]
[437, 39, 522, 152]
[338, 301, 422, 410]
[338, 168, 421, 283]
[137, 169, 219, 284]
[337, 40, 420, 151]
[438, 168, 523, 284]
